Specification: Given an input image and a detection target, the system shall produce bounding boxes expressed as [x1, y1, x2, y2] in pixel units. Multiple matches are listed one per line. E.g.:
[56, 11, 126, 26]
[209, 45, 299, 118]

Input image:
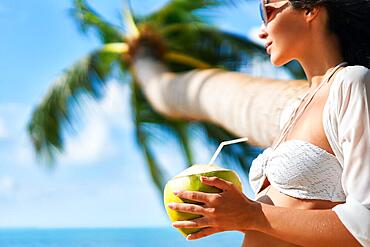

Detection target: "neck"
[297, 33, 344, 89]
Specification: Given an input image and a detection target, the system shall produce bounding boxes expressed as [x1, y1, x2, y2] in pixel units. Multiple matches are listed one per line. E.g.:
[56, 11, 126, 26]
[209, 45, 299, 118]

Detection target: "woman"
[168, 0, 370, 246]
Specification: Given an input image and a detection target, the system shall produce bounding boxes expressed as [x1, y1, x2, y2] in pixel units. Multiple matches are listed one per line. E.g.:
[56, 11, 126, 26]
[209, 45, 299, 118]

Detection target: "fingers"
[172, 216, 210, 229]
[187, 227, 222, 240]
[168, 202, 214, 216]
[200, 176, 233, 191]
[174, 190, 215, 203]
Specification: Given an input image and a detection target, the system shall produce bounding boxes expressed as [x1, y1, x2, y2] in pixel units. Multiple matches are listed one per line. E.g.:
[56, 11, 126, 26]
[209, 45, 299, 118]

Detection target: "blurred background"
[0, 0, 298, 246]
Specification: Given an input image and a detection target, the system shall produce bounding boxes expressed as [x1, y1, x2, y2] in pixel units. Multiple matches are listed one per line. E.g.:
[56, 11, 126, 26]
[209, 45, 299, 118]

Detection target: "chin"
[270, 53, 291, 67]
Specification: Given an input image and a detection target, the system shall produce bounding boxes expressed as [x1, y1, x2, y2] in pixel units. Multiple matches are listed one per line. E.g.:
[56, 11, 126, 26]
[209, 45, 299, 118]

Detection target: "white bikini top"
[249, 140, 346, 201]
[249, 63, 348, 202]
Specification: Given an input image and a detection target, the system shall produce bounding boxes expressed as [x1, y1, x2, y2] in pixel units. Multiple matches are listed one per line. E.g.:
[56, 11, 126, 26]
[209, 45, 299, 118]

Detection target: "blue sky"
[0, 0, 289, 228]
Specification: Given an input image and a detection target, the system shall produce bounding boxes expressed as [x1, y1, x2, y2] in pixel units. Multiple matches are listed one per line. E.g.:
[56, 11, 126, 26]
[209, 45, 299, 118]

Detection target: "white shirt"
[322, 65, 370, 246]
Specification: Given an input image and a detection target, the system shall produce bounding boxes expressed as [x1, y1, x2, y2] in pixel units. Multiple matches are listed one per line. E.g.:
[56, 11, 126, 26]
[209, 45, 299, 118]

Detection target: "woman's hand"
[168, 176, 259, 240]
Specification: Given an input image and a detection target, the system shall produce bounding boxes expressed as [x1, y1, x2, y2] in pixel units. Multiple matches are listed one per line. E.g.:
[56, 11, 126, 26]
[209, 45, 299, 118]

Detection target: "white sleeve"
[331, 66, 370, 247]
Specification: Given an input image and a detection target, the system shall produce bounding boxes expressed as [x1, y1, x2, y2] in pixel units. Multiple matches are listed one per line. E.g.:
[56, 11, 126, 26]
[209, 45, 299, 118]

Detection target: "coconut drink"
[163, 138, 247, 236]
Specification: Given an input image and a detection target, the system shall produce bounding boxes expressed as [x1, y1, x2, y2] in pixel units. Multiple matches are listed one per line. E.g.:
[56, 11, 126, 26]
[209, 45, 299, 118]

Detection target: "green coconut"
[163, 164, 243, 236]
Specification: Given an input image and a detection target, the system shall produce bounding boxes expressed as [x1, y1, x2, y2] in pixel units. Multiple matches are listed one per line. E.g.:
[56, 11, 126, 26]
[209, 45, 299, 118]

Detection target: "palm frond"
[100, 43, 129, 53]
[143, 2, 304, 76]
[138, 131, 167, 194]
[122, 0, 140, 39]
[131, 81, 168, 193]
[145, 0, 225, 26]
[162, 25, 265, 71]
[171, 123, 194, 166]
[163, 24, 304, 76]
[164, 51, 211, 69]
[71, 0, 123, 43]
[28, 46, 125, 163]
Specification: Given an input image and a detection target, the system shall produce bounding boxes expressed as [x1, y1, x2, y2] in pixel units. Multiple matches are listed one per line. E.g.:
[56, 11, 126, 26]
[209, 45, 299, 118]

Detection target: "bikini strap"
[272, 62, 348, 150]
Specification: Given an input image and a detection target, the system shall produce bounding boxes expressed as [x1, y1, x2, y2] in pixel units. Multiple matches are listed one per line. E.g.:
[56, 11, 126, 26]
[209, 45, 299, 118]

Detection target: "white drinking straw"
[208, 137, 249, 165]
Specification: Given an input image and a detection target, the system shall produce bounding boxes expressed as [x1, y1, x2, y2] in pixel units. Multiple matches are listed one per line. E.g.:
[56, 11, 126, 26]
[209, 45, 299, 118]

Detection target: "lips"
[264, 41, 272, 54]
[265, 41, 272, 50]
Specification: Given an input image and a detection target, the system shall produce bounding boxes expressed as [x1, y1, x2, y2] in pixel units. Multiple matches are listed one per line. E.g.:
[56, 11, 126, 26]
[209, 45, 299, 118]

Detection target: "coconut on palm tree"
[27, 0, 308, 193]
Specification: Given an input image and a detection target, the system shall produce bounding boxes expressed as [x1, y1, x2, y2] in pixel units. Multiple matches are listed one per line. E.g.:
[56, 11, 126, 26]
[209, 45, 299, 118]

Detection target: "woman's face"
[259, 2, 308, 66]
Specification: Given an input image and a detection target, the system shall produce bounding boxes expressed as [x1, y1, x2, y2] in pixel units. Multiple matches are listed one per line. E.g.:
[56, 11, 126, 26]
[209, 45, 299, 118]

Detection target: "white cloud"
[247, 25, 265, 47]
[100, 81, 132, 130]
[0, 80, 133, 167]
[151, 133, 218, 178]
[0, 176, 17, 198]
[60, 115, 113, 165]
[0, 103, 29, 138]
[0, 117, 7, 138]
[243, 56, 292, 80]
[59, 81, 133, 165]
[12, 139, 35, 166]
[0, 103, 35, 166]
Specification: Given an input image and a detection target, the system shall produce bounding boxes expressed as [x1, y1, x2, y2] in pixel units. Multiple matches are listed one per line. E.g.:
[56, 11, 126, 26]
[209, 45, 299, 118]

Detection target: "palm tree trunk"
[132, 50, 309, 148]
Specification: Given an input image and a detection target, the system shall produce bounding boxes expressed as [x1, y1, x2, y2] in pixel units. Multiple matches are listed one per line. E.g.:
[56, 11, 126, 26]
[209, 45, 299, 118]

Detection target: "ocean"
[0, 228, 244, 247]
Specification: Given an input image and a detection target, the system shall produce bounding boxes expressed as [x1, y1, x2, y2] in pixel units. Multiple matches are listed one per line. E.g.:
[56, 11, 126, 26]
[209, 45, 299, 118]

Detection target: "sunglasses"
[259, 0, 290, 25]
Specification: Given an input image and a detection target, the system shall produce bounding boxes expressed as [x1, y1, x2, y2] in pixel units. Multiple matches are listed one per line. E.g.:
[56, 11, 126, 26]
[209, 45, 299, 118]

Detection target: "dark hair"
[290, 0, 370, 68]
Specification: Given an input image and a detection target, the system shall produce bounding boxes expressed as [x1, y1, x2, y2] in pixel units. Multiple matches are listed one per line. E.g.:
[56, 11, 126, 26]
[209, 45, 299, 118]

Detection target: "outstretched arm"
[132, 49, 308, 147]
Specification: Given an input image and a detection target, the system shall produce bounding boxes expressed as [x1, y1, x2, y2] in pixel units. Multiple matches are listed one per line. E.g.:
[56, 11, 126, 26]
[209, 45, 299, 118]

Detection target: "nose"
[258, 24, 268, 40]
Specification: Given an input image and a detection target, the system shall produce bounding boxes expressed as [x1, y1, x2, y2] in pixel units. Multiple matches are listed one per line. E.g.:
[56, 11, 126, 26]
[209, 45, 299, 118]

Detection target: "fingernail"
[173, 191, 180, 195]
[186, 234, 193, 240]
[168, 203, 174, 208]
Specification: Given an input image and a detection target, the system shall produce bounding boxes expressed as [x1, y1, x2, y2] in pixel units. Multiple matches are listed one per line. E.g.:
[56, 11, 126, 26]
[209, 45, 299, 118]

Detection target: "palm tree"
[27, 0, 307, 193]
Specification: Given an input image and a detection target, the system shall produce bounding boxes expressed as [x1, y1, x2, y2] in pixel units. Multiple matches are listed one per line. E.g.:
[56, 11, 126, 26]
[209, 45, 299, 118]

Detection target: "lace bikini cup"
[249, 140, 346, 202]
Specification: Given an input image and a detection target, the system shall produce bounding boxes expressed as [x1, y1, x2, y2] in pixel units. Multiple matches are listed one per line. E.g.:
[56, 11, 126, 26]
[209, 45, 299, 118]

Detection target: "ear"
[304, 6, 321, 23]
